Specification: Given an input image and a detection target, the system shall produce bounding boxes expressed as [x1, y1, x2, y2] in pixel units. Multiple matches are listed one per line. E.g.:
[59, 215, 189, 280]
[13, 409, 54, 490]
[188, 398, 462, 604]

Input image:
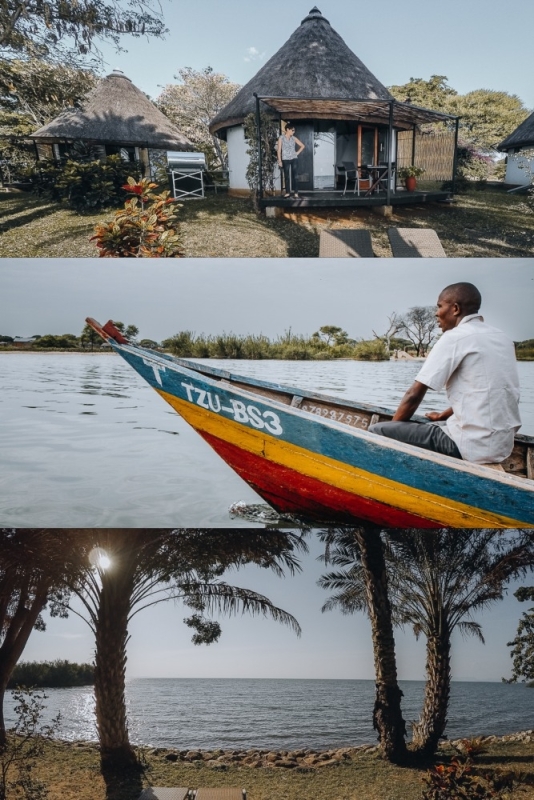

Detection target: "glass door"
[313, 123, 336, 190]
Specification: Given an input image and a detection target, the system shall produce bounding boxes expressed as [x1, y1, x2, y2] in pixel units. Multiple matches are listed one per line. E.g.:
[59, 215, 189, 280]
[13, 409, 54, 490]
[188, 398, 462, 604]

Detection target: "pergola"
[253, 94, 460, 202]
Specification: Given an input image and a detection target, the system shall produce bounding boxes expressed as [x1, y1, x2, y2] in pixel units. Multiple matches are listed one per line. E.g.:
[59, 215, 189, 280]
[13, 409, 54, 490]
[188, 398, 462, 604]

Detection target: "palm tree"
[321, 526, 407, 763]
[66, 528, 306, 770]
[319, 528, 534, 758]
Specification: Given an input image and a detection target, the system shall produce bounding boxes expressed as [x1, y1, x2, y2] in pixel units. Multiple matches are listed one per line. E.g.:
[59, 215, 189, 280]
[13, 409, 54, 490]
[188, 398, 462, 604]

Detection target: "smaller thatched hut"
[498, 111, 534, 186]
[30, 70, 192, 175]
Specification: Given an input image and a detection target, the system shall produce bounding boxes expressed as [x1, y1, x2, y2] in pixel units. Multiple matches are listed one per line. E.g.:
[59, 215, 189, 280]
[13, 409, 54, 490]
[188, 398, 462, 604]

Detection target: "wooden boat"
[86, 318, 534, 528]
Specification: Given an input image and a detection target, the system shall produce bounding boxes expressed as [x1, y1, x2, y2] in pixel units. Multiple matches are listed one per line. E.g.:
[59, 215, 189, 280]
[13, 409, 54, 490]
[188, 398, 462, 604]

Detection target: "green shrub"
[29, 155, 141, 211]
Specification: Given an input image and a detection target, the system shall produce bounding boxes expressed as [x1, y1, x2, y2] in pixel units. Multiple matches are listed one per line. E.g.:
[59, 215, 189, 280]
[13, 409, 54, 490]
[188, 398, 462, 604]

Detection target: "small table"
[365, 164, 390, 196]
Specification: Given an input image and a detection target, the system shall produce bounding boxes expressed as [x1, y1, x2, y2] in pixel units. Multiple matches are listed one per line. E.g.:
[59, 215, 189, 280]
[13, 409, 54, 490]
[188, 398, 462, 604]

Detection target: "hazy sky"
[2, 258, 533, 342]
[21, 532, 532, 684]
[90, 0, 534, 107]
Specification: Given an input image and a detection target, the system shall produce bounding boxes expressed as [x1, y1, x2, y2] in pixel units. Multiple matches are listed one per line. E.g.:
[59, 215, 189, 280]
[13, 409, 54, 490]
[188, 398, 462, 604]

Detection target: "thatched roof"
[30, 71, 192, 150]
[498, 110, 534, 151]
[210, 7, 394, 135]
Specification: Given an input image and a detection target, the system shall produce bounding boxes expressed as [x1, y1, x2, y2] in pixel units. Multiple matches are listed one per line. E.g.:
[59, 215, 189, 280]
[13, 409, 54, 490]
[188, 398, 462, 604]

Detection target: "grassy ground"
[12, 737, 534, 800]
[0, 187, 532, 259]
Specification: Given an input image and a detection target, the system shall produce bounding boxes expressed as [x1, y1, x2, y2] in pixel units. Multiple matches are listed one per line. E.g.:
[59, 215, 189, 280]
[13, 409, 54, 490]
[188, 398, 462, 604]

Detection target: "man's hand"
[425, 407, 453, 422]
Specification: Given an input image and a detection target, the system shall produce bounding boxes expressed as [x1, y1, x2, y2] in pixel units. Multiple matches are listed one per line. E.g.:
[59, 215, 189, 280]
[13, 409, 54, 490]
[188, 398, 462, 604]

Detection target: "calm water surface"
[1, 354, 533, 527]
[4, 678, 533, 750]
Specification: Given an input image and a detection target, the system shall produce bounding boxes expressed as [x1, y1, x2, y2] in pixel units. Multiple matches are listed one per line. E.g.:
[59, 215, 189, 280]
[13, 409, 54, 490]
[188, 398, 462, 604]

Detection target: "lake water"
[1, 354, 533, 528]
[3, 678, 533, 750]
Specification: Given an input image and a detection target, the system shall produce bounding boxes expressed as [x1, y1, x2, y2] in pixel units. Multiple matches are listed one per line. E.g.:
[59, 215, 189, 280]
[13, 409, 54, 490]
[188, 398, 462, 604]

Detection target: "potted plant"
[398, 165, 425, 192]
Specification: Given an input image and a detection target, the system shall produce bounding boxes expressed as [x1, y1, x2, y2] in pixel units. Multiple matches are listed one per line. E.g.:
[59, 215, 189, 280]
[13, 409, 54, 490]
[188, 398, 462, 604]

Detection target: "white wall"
[505, 150, 534, 186]
[226, 125, 249, 190]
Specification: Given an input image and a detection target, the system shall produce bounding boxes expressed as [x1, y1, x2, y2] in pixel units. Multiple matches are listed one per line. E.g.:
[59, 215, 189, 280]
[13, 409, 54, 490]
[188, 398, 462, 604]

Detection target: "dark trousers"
[282, 159, 298, 194]
[369, 421, 462, 459]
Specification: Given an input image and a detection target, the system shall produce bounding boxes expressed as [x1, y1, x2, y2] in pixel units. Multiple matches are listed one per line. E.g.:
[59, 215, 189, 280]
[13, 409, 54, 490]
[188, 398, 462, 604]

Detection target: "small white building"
[498, 111, 534, 187]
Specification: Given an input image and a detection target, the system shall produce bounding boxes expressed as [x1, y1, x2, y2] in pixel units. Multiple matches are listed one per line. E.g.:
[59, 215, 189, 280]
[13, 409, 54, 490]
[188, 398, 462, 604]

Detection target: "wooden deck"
[259, 189, 453, 210]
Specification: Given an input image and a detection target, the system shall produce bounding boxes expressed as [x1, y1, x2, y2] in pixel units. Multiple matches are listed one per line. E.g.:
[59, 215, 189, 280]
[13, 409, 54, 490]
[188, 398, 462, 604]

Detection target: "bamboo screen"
[397, 130, 456, 181]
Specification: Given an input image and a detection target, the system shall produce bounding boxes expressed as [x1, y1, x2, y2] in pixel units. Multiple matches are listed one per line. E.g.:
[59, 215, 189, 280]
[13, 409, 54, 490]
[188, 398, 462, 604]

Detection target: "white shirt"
[415, 314, 521, 464]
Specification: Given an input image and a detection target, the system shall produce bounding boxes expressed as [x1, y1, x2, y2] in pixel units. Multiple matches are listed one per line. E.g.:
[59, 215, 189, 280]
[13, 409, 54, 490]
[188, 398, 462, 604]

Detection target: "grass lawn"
[9, 737, 534, 800]
[0, 187, 532, 259]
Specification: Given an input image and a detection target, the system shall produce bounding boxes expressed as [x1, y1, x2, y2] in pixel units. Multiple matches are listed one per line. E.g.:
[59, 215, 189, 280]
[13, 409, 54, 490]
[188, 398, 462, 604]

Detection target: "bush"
[353, 339, 389, 361]
[29, 155, 141, 211]
[92, 177, 184, 257]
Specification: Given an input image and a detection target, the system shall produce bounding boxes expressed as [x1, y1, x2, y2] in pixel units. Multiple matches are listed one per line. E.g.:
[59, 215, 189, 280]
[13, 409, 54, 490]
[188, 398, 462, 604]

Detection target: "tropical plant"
[319, 529, 534, 758]
[156, 67, 240, 169]
[320, 526, 408, 763]
[91, 178, 184, 257]
[63, 529, 306, 770]
[398, 165, 426, 180]
[504, 586, 534, 684]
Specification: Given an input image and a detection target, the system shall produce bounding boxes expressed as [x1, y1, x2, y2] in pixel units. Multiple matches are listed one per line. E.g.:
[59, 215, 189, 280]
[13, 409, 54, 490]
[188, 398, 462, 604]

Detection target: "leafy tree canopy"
[389, 75, 530, 151]
[157, 67, 240, 169]
[0, 0, 167, 65]
[505, 586, 534, 684]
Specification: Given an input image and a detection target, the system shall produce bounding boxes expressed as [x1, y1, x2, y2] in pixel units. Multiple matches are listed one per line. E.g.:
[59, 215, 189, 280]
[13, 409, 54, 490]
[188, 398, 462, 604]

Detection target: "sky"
[89, 0, 534, 108]
[20, 532, 533, 684]
[1, 258, 534, 341]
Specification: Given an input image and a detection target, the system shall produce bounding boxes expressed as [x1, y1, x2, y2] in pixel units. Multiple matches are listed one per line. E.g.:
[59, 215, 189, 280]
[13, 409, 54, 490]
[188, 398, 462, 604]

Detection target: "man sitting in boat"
[369, 282, 521, 464]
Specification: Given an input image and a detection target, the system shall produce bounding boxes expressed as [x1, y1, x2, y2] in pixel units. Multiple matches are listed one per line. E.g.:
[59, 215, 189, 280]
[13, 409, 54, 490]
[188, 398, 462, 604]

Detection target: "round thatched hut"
[210, 7, 458, 202]
[30, 70, 192, 175]
[498, 111, 534, 187]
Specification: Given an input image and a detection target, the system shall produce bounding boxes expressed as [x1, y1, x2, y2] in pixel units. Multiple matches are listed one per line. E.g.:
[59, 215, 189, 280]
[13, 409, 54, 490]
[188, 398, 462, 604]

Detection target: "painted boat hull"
[87, 321, 534, 528]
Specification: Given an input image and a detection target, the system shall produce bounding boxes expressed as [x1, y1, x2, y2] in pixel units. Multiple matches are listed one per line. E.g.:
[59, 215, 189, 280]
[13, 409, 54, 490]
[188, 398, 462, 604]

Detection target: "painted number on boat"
[301, 403, 370, 428]
[181, 382, 283, 436]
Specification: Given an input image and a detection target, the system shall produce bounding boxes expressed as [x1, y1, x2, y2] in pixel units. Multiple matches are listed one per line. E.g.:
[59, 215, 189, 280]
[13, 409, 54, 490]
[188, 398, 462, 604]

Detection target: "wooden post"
[411, 124, 416, 166]
[254, 93, 263, 200]
[386, 101, 394, 206]
[451, 117, 460, 195]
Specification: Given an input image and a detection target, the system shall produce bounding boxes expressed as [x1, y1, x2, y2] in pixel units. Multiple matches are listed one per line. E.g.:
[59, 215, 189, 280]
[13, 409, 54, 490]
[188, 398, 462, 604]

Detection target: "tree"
[400, 306, 438, 357]
[0, 58, 97, 179]
[320, 528, 534, 758]
[505, 586, 534, 684]
[389, 75, 529, 153]
[0, 1, 167, 65]
[0, 530, 81, 748]
[319, 527, 408, 764]
[111, 321, 138, 339]
[157, 67, 240, 169]
[65, 529, 306, 770]
[372, 312, 404, 357]
[312, 326, 350, 347]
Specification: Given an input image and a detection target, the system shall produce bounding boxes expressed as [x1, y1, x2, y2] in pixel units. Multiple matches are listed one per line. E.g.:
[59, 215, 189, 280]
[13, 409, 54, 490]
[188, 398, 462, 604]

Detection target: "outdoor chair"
[193, 790, 247, 800]
[205, 169, 230, 194]
[138, 789, 190, 800]
[319, 229, 374, 258]
[336, 162, 371, 196]
[388, 228, 447, 258]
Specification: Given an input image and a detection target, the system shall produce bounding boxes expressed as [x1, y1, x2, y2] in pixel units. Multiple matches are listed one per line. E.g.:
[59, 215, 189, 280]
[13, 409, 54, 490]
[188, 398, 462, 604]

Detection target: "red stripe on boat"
[201, 431, 440, 528]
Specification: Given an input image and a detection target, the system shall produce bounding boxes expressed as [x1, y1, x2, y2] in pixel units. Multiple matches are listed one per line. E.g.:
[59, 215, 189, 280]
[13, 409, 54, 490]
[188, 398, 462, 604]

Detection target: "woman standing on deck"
[277, 122, 305, 198]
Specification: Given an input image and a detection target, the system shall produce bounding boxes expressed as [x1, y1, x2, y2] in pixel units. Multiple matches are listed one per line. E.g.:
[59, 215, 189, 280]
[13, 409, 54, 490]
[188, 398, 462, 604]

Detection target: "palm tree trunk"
[353, 526, 407, 763]
[93, 547, 138, 770]
[412, 626, 451, 756]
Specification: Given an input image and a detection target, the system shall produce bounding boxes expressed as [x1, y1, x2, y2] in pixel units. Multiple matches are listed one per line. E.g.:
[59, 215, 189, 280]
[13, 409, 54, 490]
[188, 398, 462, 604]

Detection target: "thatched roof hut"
[497, 110, 534, 187]
[30, 70, 191, 170]
[498, 111, 534, 152]
[209, 7, 458, 201]
[210, 6, 392, 135]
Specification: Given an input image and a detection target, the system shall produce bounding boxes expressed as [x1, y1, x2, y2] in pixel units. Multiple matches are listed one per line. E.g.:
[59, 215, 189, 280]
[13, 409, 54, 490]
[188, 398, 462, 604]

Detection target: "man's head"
[436, 282, 482, 331]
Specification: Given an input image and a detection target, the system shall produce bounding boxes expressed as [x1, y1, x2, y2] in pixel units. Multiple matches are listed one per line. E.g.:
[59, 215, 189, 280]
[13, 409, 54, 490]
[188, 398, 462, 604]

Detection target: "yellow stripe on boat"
[158, 390, 530, 528]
